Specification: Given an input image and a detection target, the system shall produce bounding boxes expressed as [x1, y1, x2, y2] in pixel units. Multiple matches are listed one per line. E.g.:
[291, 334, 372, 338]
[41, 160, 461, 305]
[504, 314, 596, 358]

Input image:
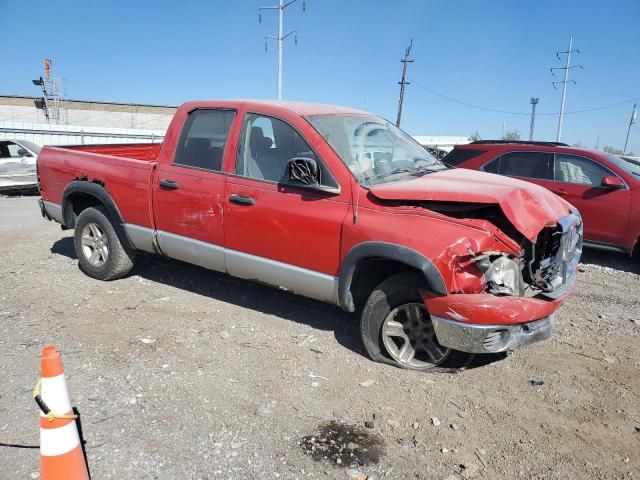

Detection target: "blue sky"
[2, 0, 639, 151]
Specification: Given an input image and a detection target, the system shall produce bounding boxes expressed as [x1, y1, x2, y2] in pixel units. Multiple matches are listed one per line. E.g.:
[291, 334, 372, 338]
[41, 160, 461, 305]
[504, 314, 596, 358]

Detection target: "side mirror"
[287, 157, 320, 186]
[601, 175, 625, 189]
[17, 148, 31, 157]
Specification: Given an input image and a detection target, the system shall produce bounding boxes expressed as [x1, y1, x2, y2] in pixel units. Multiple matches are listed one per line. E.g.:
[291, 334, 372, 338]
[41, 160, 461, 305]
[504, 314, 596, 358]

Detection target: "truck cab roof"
[179, 99, 368, 117]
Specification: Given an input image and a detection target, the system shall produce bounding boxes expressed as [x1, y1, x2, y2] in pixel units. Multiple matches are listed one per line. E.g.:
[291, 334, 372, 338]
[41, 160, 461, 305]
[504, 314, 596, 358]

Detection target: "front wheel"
[73, 206, 135, 281]
[360, 271, 451, 371]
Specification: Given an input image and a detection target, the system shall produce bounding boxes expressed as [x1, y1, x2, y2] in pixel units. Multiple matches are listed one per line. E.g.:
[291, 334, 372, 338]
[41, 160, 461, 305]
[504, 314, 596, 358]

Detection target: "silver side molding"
[156, 230, 226, 274]
[122, 224, 340, 304]
[226, 249, 338, 303]
[42, 200, 64, 224]
[124, 224, 155, 253]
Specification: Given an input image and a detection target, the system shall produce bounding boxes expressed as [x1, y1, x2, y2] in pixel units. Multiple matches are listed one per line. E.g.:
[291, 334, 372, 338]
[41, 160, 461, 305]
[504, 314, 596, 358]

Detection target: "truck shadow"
[580, 248, 640, 275]
[52, 236, 503, 372]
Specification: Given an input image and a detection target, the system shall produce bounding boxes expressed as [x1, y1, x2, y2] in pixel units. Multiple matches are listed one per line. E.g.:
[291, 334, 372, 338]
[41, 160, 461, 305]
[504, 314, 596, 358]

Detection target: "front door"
[551, 153, 630, 245]
[224, 112, 350, 302]
[153, 108, 236, 271]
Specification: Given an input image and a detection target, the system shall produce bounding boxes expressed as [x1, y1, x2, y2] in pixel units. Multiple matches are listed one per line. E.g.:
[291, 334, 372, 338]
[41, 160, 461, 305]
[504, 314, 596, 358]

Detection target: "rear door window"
[442, 148, 487, 166]
[483, 152, 553, 180]
[174, 109, 236, 171]
[554, 154, 614, 186]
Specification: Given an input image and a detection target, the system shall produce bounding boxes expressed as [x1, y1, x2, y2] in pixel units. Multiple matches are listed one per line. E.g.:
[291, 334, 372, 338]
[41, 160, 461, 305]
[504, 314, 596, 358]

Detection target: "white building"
[412, 135, 470, 153]
[0, 95, 176, 145]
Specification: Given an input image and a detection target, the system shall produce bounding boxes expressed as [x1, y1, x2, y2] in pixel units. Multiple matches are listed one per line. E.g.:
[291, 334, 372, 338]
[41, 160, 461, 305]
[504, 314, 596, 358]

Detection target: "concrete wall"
[0, 95, 175, 129]
[0, 121, 165, 146]
[0, 95, 175, 145]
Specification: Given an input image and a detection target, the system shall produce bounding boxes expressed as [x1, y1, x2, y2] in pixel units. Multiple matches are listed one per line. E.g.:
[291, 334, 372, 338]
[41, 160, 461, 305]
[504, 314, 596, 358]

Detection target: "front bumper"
[422, 272, 574, 354]
[431, 314, 554, 353]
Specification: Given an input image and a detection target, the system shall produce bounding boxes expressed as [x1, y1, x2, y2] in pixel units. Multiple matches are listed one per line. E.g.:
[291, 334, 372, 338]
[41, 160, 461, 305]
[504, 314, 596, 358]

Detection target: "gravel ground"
[0, 195, 639, 480]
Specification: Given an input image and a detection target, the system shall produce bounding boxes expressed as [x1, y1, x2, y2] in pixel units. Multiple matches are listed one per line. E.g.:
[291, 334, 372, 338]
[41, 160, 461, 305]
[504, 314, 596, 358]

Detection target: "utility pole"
[259, 0, 306, 100]
[529, 98, 539, 141]
[551, 35, 582, 142]
[623, 103, 637, 155]
[396, 39, 413, 128]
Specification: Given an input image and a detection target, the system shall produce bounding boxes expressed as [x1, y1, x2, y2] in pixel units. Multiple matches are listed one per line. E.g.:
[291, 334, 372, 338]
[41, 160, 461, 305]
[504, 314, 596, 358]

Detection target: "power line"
[408, 78, 639, 116]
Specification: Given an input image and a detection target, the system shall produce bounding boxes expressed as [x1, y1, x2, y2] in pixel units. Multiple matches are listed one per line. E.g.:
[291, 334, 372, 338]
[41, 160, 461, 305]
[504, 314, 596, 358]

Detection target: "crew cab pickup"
[37, 100, 582, 370]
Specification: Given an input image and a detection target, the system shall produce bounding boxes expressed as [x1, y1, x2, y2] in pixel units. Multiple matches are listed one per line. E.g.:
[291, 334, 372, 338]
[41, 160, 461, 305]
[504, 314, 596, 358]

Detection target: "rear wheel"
[73, 206, 135, 280]
[360, 271, 450, 370]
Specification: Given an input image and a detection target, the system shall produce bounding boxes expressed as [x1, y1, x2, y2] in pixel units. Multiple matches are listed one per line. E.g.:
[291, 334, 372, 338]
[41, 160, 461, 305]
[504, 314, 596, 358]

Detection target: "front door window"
[236, 113, 336, 187]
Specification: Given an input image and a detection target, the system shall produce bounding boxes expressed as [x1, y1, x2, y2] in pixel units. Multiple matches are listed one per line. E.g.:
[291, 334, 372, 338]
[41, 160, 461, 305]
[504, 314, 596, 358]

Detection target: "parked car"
[0, 140, 41, 193]
[36, 101, 581, 370]
[444, 140, 640, 259]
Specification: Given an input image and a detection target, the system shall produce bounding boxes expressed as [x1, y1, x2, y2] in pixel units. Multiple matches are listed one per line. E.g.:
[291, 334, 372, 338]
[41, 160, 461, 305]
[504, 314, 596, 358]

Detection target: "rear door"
[152, 108, 236, 271]
[223, 112, 349, 302]
[552, 153, 630, 244]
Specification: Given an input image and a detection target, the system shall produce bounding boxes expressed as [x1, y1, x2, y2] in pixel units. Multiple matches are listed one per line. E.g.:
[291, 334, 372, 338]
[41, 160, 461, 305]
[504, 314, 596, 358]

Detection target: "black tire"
[360, 271, 451, 371]
[73, 206, 135, 281]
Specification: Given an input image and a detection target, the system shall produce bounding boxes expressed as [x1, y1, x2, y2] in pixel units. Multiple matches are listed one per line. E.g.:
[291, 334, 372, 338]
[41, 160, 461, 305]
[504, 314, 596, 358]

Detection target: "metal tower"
[32, 58, 66, 124]
[551, 35, 582, 142]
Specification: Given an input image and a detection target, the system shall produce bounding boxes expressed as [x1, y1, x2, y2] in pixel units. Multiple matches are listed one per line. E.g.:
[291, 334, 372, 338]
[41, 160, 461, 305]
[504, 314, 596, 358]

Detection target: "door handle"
[552, 188, 567, 196]
[229, 194, 255, 206]
[160, 179, 180, 190]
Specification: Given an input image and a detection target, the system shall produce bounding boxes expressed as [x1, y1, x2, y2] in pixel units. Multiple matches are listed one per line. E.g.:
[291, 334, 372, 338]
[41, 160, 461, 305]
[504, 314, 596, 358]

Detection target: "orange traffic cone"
[35, 346, 90, 480]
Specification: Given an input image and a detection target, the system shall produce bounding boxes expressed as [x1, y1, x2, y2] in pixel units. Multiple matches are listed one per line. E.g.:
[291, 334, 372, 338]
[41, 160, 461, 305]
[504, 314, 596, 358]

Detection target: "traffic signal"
[32, 76, 44, 87]
[34, 97, 46, 110]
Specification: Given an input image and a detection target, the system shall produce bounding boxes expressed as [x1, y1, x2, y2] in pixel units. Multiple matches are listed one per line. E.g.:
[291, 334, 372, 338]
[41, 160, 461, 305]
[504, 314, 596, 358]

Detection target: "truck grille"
[528, 210, 582, 295]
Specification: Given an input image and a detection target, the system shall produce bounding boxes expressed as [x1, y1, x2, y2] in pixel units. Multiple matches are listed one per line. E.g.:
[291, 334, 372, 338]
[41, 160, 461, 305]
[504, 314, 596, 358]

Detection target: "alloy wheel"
[80, 222, 109, 267]
[381, 302, 450, 369]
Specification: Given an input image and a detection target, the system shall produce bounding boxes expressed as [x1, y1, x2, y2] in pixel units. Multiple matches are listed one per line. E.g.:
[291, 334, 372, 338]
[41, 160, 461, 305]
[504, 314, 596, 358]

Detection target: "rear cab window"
[174, 109, 236, 171]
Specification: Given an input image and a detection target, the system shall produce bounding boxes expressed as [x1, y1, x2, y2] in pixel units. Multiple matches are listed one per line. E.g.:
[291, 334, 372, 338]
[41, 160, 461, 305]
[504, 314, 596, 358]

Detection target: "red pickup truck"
[37, 100, 582, 370]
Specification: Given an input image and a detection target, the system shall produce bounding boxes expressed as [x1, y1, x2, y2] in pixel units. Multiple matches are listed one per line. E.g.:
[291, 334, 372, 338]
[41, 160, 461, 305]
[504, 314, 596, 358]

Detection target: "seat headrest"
[186, 137, 210, 152]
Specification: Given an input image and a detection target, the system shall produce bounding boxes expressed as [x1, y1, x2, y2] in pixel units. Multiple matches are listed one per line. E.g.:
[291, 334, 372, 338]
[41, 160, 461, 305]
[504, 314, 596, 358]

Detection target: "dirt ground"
[0, 195, 639, 480]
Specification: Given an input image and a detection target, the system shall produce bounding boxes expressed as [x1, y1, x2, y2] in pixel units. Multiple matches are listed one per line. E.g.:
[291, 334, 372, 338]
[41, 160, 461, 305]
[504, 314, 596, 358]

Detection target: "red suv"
[445, 140, 640, 258]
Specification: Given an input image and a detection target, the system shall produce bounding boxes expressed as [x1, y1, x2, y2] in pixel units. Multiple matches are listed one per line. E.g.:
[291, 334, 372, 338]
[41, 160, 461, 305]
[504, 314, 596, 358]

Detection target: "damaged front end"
[425, 208, 583, 354]
[438, 208, 583, 299]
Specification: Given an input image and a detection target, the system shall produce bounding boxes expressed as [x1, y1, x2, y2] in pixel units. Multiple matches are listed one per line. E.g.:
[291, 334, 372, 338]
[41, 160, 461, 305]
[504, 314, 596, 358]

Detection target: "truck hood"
[369, 169, 572, 242]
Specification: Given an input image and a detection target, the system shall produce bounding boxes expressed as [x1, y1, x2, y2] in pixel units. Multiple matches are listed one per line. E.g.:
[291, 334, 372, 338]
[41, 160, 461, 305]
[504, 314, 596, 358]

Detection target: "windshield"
[605, 154, 640, 178]
[306, 113, 446, 186]
[17, 140, 42, 154]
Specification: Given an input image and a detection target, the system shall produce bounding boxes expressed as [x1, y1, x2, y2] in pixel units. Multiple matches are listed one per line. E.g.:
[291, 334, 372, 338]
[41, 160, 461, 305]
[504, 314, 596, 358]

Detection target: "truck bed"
[62, 143, 162, 161]
[37, 143, 158, 229]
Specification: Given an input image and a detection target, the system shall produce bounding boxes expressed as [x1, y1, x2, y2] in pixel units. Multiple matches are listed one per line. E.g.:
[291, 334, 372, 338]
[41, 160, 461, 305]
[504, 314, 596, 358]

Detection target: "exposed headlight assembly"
[475, 254, 525, 296]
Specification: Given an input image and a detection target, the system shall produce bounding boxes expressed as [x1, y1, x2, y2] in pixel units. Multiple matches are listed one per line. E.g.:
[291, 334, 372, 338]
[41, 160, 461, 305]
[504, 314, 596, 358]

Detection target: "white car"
[0, 140, 41, 193]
